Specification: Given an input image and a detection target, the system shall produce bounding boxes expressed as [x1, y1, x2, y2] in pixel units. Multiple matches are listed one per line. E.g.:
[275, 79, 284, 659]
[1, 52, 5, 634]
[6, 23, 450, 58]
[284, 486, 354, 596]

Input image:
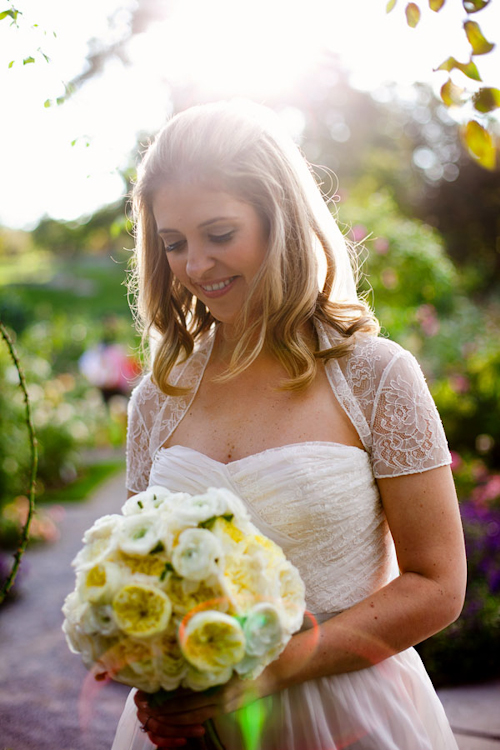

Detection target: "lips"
[200, 277, 235, 292]
[196, 276, 238, 298]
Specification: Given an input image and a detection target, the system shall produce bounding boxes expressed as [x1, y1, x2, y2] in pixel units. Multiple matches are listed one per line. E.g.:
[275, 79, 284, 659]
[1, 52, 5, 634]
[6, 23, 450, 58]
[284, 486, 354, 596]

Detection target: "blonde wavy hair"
[130, 99, 379, 395]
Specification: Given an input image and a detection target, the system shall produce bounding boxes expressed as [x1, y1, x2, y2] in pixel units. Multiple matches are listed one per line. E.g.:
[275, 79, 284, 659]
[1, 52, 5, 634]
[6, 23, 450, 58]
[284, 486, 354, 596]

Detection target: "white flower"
[179, 611, 246, 672]
[243, 603, 283, 657]
[80, 603, 119, 636]
[172, 487, 247, 527]
[73, 515, 121, 570]
[121, 486, 175, 516]
[278, 562, 306, 632]
[172, 528, 223, 581]
[183, 664, 233, 691]
[77, 561, 123, 604]
[101, 637, 160, 693]
[117, 513, 164, 556]
[151, 625, 189, 691]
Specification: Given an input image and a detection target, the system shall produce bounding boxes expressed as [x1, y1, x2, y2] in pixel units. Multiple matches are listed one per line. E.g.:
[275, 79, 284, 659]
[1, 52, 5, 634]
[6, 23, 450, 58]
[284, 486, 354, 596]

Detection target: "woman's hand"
[134, 672, 276, 747]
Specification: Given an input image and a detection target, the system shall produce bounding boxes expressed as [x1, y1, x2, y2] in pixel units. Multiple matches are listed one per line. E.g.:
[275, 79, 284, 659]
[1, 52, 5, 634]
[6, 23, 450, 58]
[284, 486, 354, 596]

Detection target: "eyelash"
[209, 230, 235, 244]
[164, 231, 235, 253]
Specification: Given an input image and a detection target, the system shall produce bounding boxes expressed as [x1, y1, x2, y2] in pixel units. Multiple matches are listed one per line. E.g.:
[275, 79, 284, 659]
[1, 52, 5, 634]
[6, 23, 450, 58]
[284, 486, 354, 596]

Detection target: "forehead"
[151, 183, 256, 231]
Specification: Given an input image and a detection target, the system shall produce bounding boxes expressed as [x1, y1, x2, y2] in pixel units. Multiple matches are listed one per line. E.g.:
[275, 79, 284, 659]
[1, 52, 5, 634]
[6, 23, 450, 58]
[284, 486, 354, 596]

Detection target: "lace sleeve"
[370, 348, 451, 478]
[125, 376, 154, 494]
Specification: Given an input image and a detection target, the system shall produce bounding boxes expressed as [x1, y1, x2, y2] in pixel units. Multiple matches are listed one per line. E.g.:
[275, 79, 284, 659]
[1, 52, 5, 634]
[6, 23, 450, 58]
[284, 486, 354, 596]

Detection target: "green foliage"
[385, 0, 499, 169]
[339, 188, 456, 339]
[340, 186, 500, 469]
[464, 19, 495, 54]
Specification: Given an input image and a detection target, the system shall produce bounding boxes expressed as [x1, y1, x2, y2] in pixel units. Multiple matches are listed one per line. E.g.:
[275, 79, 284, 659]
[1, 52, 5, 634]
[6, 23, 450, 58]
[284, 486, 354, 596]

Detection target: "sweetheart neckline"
[155, 441, 368, 467]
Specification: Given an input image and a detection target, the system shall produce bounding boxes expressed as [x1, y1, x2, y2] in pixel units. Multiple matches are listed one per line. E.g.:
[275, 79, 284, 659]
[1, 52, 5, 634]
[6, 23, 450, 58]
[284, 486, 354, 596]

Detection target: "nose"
[185, 242, 216, 282]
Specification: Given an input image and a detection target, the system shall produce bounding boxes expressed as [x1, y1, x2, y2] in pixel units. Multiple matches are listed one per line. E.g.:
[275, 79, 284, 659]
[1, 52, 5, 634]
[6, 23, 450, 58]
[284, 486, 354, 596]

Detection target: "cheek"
[165, 253, 185, 280]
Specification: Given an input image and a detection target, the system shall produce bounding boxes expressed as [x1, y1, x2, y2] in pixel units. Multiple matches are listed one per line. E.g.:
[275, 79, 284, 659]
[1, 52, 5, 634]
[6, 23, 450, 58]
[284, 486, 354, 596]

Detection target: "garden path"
[0, 469, 129, 750]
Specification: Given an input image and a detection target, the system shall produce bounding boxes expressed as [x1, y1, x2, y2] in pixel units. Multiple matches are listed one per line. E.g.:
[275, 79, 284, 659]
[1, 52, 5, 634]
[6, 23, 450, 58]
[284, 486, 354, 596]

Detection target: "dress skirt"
[111, 646, 458, 750]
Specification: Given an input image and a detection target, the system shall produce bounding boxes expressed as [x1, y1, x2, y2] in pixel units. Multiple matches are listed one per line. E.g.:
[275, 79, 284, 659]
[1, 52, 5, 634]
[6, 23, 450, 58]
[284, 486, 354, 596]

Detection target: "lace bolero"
[126, 322, 451, 493]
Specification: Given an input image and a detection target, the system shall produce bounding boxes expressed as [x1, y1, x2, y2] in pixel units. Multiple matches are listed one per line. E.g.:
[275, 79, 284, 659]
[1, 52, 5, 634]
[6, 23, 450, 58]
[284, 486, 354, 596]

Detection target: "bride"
[112, 100, 466, 749]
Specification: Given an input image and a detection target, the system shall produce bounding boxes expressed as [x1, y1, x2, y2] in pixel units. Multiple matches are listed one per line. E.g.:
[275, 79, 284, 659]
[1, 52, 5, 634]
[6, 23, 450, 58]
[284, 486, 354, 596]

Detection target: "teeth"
[201, 278, 234, 292]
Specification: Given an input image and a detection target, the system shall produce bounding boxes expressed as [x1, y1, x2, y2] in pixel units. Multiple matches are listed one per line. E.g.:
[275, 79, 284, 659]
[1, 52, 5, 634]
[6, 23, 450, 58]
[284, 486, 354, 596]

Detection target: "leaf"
[386, 0, 398, 10]
[149, 541, 165, 555]
[43, 99, 52, 108]
[435, 56, 482, 81]
[23, 56, 35, 65]
[429, 0, 446, 9]
[464, 20, 495, 55]
[440, 78, 465, 107]
[462, 120, 496, 170]
[463, 0, 490, 12]
[0, 9, 18, 21]
[405, 2, 421, 26]
[8, 60, 14, 68]
[472, 87, 500, 113]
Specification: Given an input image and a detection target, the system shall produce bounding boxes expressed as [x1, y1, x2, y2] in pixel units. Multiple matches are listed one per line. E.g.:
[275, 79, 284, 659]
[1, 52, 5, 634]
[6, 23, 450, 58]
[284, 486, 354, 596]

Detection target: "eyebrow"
[158, 216, 238, 234]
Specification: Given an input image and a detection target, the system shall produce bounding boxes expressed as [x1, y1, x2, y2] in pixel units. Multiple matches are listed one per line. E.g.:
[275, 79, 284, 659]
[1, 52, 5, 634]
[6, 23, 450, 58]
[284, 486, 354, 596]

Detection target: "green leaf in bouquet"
[149, 541, 165, 554]
[464, 20, 495, 55]
[463, 0, 490, 12]
[137, 500, 143, 509]
[159, 562, 174, 581]
[435, 56, 482, 81]
[405, 2, 421, 27]
[461, 120, 497, 170]
[199, 513, 234, 530]
[472, 87, 500, 113]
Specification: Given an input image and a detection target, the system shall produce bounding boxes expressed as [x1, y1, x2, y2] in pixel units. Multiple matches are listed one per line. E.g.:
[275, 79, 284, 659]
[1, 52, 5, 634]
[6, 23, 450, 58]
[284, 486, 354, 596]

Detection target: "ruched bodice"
[150, 443, 399, 617]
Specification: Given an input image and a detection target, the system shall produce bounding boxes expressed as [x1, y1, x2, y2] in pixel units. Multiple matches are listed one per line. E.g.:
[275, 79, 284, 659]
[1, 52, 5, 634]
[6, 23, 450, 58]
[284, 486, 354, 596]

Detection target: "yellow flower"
[179, 611, 245, 672]
[118, 552, 168, 578]
[79, 561, 122, 604]
[151, 625, 188, 691]
[166, 576, 229, 617]
[103, 637, 160, 692]
[112, 584, 172, 638]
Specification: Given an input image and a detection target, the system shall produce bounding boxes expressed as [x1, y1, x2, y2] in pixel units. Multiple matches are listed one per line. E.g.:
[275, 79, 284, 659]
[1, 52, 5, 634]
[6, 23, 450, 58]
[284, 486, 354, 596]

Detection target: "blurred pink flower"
[350, 224, 368, 242]
[416, 304, 440, 337]
[374, 237, 390, 255]
[381, 268, 399, 290]
[450, 451, 463, 473]
[449, 374, 470, 394]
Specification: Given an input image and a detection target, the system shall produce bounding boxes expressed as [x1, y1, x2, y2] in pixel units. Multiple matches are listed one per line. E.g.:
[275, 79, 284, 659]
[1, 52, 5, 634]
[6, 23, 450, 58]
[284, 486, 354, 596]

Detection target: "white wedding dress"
[111, 323, 459, 750]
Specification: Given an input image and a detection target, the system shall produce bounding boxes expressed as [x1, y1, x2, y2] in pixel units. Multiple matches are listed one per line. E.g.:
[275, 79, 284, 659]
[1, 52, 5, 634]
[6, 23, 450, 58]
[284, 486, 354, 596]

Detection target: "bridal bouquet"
[62, 485, 305, 693]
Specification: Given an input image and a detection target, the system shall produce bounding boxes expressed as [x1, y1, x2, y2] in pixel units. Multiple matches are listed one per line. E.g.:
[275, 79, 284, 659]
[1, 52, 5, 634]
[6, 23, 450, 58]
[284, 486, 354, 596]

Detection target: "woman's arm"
[267, 464, 466, 688]
[135, 464, 466, 744]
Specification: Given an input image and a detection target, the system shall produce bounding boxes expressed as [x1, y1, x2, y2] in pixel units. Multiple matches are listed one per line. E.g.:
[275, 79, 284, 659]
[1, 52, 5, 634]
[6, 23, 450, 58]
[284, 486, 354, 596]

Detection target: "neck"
[212, 318, 317, 366]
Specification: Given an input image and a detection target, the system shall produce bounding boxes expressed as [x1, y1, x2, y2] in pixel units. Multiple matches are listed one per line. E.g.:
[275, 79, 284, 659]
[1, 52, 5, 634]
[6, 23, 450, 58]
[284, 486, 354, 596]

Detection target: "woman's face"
[152, 183, 269, 328]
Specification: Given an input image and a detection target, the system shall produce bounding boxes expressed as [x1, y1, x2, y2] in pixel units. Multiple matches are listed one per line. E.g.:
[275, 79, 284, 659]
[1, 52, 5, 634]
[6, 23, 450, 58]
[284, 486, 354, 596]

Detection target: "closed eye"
[208, 230, 235, 244]
[164, 239, 186, 253]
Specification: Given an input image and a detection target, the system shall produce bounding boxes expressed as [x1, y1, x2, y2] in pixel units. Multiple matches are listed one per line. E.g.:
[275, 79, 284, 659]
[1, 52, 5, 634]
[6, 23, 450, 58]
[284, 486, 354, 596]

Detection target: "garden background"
[1, 0, 499, 721]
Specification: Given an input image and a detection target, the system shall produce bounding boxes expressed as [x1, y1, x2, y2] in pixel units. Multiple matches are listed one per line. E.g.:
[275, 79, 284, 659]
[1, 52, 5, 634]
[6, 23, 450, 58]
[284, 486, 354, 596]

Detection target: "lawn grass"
[39, 458, 125, 504]
[6, 255, 131, 319]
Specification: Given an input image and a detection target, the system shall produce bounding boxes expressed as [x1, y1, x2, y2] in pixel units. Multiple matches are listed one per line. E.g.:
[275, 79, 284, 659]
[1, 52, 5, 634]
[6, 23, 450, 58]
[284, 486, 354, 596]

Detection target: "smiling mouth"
[199, 277, 236, 292]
